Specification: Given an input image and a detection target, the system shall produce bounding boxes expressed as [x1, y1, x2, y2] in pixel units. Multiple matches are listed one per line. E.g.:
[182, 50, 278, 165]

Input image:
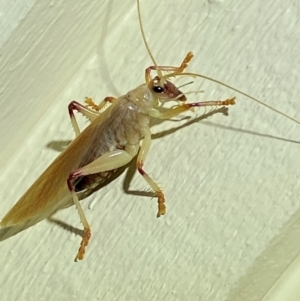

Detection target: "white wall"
[1, 0, 300, 300]
[0, 0, 37, 47]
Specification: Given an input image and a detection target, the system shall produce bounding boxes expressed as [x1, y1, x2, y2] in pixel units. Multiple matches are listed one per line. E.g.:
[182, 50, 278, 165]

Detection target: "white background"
[1, 0, 300, 300]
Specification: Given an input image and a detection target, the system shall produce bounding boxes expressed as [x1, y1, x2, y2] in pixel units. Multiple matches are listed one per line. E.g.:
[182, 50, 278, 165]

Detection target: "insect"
[1, 0, 299, 262]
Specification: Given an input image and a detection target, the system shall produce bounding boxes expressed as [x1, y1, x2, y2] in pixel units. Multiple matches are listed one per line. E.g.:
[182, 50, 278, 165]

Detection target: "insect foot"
[75, 227, 92, 261]
[178, 51, 194, 72]
[156, 191, 166, 218]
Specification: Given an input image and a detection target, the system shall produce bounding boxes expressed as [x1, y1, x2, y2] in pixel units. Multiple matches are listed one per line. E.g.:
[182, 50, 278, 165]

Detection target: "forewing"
[0, 116, 107, 226]
[0, 100, 123, 227]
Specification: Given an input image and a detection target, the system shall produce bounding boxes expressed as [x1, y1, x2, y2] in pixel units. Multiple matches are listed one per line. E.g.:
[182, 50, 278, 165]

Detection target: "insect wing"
[0, 109, 112, 227]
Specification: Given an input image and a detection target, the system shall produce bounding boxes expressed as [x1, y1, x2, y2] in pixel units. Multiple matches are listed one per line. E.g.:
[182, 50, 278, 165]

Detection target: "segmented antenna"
[137, 0, 162, 78]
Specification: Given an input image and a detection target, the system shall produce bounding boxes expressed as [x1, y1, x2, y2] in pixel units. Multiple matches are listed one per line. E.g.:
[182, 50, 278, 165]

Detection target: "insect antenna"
[137, 0, 163, 79]
[164, 71, 300, 126]
[177, 81, 194, 89]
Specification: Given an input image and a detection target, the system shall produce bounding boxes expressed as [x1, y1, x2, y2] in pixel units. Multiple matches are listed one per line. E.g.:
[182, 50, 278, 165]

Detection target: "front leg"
[145, 52, 194, 83]
[149, 97, 236, 120]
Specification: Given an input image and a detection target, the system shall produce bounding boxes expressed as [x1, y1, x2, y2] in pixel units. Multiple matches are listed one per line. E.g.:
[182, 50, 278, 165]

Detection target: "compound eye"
[153, 85, 164, 93]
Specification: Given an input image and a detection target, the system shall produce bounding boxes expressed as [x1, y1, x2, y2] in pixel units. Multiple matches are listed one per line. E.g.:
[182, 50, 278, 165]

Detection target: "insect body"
[1, 0, 299, 261]
[0, 48, 235, 261]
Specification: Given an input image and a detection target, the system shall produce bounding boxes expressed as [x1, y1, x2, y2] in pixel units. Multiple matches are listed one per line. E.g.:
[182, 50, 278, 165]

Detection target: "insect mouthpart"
[151, 76, 186, 102]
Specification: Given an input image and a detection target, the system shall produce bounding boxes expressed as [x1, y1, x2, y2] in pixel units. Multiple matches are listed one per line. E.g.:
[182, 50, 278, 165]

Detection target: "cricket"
[1, 0, 299, 262]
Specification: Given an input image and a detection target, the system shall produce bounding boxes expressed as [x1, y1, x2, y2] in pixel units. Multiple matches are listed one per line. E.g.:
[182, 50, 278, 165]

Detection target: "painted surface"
[1, 0, 300, 300]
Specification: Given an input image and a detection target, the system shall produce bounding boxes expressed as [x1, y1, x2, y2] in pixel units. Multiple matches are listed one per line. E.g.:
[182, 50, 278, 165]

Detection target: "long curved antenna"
[137, 0, 162, 78]
[163, 72, 300, 125]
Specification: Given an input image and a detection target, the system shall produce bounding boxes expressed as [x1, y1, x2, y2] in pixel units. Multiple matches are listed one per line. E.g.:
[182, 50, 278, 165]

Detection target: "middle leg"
[137, 128, 166, 217]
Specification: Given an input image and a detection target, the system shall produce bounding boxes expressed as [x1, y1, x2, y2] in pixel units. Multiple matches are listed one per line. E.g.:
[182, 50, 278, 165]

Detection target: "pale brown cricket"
[1, 0, 300, 261]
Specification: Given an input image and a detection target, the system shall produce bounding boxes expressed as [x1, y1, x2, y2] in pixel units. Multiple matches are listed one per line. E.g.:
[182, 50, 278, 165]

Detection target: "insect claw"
[178, 51, 194, 72]
[186, 51, 194, 61]
[157, 204, 166, 218]
[223, 97, 236, 106]
[156, 192, 166, 218]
